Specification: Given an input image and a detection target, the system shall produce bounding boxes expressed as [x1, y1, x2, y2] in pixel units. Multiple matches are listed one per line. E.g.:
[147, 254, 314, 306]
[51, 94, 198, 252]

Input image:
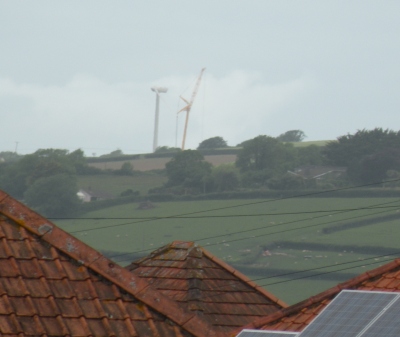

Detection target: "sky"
[1, 1, 399, 156]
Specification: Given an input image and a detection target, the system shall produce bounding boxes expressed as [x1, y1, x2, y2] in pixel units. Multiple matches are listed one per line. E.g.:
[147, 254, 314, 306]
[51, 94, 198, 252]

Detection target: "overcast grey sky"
[1, 1, 399, 155]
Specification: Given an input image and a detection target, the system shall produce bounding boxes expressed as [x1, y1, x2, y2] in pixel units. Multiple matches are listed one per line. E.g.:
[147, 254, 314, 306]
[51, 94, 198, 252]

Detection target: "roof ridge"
[238, 258, 400, 332]
[0, 191, 226, 337]
[136, 240, 288, 308]
[199, 246, 288, 308]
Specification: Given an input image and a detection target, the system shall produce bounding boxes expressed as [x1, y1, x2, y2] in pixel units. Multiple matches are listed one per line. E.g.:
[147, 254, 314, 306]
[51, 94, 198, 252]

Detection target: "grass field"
[77, 173, 167, 197]
[55, 196, 400, 304]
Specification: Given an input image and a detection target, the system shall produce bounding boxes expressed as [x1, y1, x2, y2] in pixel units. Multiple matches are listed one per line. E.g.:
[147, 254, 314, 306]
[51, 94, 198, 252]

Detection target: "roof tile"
[0, 259, 20, 277]
[18, 315, 45, 335]
[23, 278, 53, 297]
[7, 240, 35, 259]
[47, 279, 75, 298]
[55, 298, 83, 318]
[0, 314, 21, 334]
[1, 277, 29, 297]
[31, 297, 59, 317]
[126, 241, 286, 333]
[0, 190, 226, 337]
[8, 296, 36, 316]
[17, 258, 44, 278]
[0, 295, 13, 315]
[41, 316, 68, 336]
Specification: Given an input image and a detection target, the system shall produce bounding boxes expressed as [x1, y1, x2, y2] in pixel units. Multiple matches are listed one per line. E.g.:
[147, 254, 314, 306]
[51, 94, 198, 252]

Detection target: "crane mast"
[178, 68, 206, 150]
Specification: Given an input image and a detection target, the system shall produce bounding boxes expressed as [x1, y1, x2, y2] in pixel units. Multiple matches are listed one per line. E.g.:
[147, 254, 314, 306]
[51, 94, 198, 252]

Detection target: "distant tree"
[324, 128, 400, 167]
[0, 151, 21, 163]
[68, 149, 87, 174]
[295, 145, 325, 167]
[236, 139, 253, 148]
[268, 173, 305, 190]
[0, 148, 92, 199]
[100, 149, 123, 158]
[24, 174, 81, 217]
[352, 148, 400, 184]
[120, 189, 140, 197]
[385, 170, 400, 188]
[236, 135, 296, 173]
[165, 150, 212, 189]
[197, 136, 228, 150]
[155, 146, 181, 154]
[277, 130, 306, 142]
[114, 162, 134, 176]
[211, 165, 239, 192]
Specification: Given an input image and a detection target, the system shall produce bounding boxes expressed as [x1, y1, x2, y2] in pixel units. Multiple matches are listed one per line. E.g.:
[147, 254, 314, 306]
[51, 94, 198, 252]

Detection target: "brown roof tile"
[126, 241, 287, 333]
[240, 258, 400, 334]
[0, 190, 225, 337]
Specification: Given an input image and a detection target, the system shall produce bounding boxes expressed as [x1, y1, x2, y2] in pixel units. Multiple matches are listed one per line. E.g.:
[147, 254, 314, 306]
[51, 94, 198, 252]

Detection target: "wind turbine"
[178, 68, 206, 150]
[151, 86, 168, 152]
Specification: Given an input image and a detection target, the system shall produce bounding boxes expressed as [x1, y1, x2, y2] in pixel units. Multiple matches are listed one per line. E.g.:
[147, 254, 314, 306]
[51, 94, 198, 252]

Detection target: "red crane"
[178, 68, 206, 150]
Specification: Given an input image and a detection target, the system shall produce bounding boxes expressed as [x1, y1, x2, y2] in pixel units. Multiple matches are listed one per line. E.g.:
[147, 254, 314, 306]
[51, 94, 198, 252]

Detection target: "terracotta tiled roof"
[125, 241, 287, 333]
[0, 190, 225, 337]
[240, 258, 400, 334]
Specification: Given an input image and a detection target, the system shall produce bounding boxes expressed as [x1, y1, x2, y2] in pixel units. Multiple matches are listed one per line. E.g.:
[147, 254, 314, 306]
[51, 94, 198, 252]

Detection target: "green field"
[55, 197, 400, 304]
[77, 173, 167, 197]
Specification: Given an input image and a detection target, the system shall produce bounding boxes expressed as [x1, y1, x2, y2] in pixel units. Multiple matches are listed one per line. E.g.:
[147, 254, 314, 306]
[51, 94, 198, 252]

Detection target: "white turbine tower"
[151, 86, 168, 152]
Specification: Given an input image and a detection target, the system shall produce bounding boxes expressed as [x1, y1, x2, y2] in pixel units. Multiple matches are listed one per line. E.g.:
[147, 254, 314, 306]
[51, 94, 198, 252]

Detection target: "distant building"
[289, 165, 346, 180]
[77, 188, 113, 202]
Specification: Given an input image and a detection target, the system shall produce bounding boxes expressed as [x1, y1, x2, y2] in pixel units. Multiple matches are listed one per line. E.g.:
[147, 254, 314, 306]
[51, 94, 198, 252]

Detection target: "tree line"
[160, 128, 400, 194]
[1, 128, 400, 217]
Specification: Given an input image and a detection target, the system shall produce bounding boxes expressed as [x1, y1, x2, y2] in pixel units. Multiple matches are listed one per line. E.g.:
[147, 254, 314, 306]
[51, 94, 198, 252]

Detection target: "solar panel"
[361, 294, 400, 337]
[298, 290, 399, 337]
[236, 329, 298, 337]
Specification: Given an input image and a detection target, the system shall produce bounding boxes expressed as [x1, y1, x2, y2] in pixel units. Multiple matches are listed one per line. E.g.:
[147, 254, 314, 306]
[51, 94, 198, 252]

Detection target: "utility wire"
[112, 199, 400, 262]
[120, 242, 400, 304]
[51, 204, 400, 221]
[199, 252, 397, 303]
[205, 251, 400, 300]
[68, 178, 400, 234]
[261, 256, 390, 287]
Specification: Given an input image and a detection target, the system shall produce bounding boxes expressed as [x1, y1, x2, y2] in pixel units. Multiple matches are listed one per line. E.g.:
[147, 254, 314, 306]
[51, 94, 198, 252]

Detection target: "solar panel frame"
[297, 290, 399, 337]
[236, 329, 298, 337]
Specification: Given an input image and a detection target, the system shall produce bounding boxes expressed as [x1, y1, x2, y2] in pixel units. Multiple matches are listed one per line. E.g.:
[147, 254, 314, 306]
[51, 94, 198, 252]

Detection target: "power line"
[261, 256, 389, 287]
[200, 252, 398, 303]
[120, 243, 400, 304]
[50, 204, 400, 221]
[68, 178, 400, 234]
[112, 199, 400, 262]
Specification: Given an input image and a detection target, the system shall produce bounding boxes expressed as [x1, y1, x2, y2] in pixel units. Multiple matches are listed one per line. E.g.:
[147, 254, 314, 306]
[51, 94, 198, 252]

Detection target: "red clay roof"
[125, 241, 287, 333]
[240, 258, 400, 334]
[0, 190, 225, 337]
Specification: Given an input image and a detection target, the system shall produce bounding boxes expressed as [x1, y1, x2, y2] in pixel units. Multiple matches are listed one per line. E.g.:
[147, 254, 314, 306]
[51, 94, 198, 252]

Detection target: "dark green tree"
[165, 150, 212, 189]
[211, 165, 239, 192]
[236, 135, 296, 173]
[268, 173, 305, 190]
[352, 148, 400, 184]
[100, 149, 123, 158]
[324, 128, 400, 167]
[24, 173, 81, 217]
[197, 136, 228, 150]
[277, 130, 306, 142]
[114, 162, 134, 176]
[0, 151, 21, 163]
[0, 148, 90, 199]
[295, 145, 325, 167]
